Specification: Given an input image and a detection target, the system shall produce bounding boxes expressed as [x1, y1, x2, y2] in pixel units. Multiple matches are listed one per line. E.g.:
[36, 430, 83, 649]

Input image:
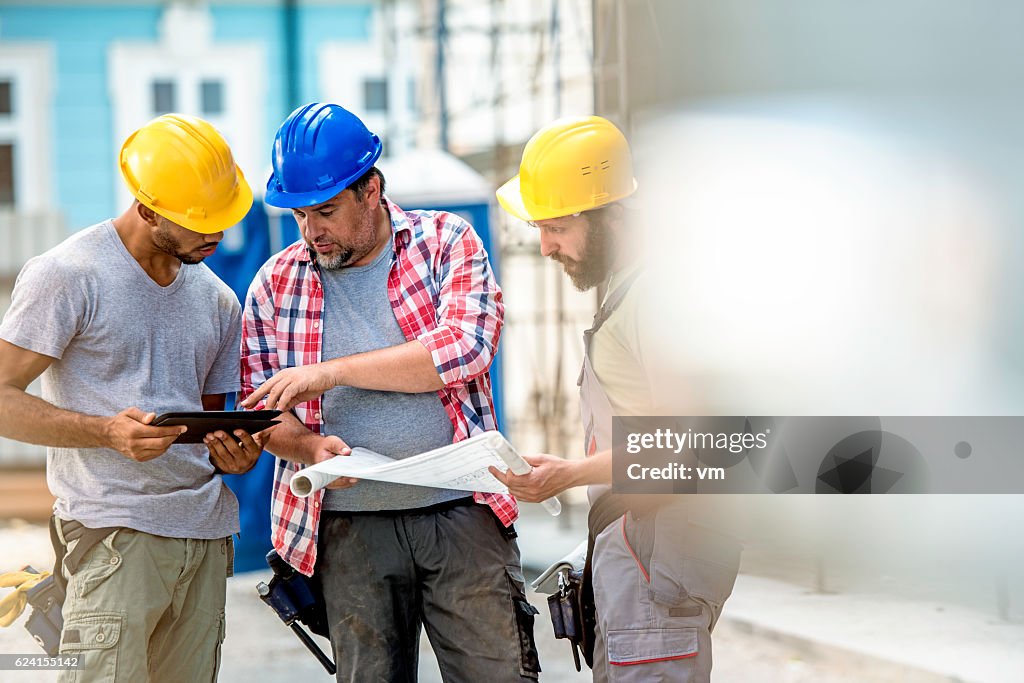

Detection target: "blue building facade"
[0, 1, 377, 229]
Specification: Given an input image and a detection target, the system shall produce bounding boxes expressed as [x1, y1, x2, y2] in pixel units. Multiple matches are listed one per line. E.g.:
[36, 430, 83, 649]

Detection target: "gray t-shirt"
[0, 220, 241, 538]
[319, 239, 462, 512]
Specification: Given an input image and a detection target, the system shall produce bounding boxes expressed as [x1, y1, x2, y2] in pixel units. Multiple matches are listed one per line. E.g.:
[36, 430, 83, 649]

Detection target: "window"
[110, 35, 265, 214]
[363, 77, 388, 113]
[0, 81, 11, 116]
[0, 82, 13, 205]
[0, 45, 52, 213]
[152, 80, 176, 114]
[200, 79, 224, 116]
[0, 143, 14, 206]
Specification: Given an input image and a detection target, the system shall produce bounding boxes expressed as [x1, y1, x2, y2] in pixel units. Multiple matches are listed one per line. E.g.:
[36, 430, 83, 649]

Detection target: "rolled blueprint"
[495, 443, 562, 516]
[288, 433, 562, 516]
[290, 469, 339, 497]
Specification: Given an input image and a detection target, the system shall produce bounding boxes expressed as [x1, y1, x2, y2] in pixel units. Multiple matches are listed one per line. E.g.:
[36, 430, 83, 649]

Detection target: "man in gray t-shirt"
[0, 114, 259, 682]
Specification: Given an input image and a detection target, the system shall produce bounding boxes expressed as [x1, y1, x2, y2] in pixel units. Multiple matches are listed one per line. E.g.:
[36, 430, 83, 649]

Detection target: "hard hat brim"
[264, 176, 345, 210]
[264, 143, 383, 209]
[495, 175, 536, 222]
[496, 173, 639, 222]
[140, 167, 254, 235]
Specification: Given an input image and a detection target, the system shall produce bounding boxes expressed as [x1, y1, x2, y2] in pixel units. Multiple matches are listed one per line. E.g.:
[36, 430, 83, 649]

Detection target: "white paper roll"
[290, 469, 341, 497]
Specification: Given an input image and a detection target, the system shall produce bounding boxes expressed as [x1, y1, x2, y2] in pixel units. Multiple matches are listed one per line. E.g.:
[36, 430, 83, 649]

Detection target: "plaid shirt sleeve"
[240, 266, 279, 403]
[416, 215, 504, 388]
[402, 211, 516, 527]
[239, 250, 326, 577]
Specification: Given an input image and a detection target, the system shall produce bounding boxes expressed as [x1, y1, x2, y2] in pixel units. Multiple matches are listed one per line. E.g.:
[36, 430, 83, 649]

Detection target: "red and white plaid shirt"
[241, 198, 516, 575]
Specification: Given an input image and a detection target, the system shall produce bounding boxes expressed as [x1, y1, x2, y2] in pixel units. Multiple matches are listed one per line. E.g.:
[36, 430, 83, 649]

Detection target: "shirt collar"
[385, 197, 413, 249]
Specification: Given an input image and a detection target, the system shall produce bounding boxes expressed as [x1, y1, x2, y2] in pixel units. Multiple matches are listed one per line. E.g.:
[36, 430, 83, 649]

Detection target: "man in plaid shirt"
[239, 103, 540, 681]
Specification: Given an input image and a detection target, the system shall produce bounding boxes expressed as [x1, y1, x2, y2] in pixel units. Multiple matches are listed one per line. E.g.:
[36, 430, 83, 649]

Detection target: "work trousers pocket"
[64, 531, 123, 601]
[607, 627, 701, 682]
[505, 566, 542, 679]
[58, 612, 123, 683]
[627, 508, 742, 610]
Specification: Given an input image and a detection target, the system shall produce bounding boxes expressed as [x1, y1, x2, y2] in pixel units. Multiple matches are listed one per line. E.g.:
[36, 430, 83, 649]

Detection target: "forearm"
[0, 384, 110, 449]
[570, 449, 613, 486]
[326, 340, 443, 393]
[261, 412, 322, 465]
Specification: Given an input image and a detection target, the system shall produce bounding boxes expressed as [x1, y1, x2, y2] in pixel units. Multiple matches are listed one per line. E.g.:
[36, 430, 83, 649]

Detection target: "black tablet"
[153, 410, 283, 444]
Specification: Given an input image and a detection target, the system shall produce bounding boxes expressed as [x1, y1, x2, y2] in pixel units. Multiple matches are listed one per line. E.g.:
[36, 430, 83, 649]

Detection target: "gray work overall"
[580, 278, 741, 682]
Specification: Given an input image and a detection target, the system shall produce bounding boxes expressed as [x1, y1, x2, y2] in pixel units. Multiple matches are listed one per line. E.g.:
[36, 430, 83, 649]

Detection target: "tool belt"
[544, 493, 671, 670]
[18, 517, 123, 655]
[49, 517, 121, 596]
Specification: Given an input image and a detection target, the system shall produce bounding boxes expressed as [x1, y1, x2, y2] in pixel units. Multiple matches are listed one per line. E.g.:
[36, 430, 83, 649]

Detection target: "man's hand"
[204, 426, 276, 475]
[104, 407, 187, 462]
[311, 435, 359, 490]
[240, 364, 337, 412]
[488, 453, 576, 503]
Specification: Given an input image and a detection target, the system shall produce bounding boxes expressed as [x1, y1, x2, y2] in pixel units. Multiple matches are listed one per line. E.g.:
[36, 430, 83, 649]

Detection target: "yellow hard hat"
[119, 114, 253, 234]
[496, 115, 637, 222]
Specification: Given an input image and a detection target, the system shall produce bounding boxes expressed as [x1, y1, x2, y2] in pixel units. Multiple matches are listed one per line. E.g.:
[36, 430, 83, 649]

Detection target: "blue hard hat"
[265, 103, 383, 209]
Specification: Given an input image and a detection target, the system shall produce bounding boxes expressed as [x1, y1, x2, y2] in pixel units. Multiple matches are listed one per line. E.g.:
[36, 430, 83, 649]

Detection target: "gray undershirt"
[319, 239, 462, 511]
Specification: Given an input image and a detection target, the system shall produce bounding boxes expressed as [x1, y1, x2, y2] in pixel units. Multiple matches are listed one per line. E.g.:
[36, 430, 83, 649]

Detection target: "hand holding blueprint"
[290, 431, 561, 515]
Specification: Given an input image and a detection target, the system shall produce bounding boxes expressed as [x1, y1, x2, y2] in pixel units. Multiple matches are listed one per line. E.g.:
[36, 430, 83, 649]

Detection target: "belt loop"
[53, 517, 67, 546]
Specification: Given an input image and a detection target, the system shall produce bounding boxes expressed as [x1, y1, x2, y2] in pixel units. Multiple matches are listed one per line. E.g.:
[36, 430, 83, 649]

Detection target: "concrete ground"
[2, 507, 1023, 682]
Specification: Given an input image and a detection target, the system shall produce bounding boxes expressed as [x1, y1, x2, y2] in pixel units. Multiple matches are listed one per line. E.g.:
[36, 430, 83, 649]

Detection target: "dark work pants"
[316, 500, 541, 683]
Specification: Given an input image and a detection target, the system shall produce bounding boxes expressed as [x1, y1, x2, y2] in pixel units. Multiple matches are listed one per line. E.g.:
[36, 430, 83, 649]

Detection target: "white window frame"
[108, 5, 266, 212]
[0, 43, 54, 213]
[319, 4, 416, 157]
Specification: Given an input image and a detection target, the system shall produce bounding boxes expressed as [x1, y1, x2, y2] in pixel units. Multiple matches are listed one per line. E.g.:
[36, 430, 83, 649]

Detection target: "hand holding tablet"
[152, 410, 282, 444]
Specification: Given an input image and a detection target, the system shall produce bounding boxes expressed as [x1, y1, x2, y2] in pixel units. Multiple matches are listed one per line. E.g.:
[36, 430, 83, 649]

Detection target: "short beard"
[153, 219, 212, 265]
[315, 248, 356, 271]
[554, 215, 612, 291]
[307, 200, 378, 271]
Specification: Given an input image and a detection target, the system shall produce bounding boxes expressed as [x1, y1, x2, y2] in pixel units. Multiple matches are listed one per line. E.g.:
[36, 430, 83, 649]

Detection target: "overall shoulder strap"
[586, 269, 643, 338]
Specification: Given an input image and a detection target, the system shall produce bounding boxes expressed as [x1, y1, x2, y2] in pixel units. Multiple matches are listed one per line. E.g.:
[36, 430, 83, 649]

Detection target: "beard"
[153, 220, 217, 264]
[314, 245, 356, 270]
[553, 216, 612, 291]
[308, 203, 378, 271]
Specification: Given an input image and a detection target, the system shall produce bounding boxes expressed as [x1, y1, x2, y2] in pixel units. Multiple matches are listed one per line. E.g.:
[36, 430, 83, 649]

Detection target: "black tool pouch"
[23, 573, 64, 655]
[546, 566, 594, 671]
[27, 517, 121, 655]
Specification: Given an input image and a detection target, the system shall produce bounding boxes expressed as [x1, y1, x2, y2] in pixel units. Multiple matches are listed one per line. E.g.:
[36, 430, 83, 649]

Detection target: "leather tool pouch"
[546, 568, 590, 671]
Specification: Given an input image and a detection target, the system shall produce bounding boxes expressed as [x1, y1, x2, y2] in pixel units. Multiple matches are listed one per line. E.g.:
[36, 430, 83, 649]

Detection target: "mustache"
[306, 239, 333, 254]
[308, 238, 340, 248]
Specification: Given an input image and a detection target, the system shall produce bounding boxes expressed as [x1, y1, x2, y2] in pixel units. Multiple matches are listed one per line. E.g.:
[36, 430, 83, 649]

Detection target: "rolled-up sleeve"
[240, 268, 279, 408]
[416, 217, 504, 388]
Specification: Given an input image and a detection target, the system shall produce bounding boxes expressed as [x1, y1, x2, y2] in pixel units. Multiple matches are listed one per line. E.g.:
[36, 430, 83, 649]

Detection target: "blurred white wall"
[605, 0, 1024, 619]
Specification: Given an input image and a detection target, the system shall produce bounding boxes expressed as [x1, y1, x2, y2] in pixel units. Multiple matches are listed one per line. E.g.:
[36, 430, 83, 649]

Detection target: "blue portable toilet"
[214, 149, 505, 572]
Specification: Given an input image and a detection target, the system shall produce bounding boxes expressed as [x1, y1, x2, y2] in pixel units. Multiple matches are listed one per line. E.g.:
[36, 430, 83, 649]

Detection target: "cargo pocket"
[212, 610, 226, 682]
[59, 612, 122, 682]
[648, 514, 742, 609]
[504, 566, 541, 679]
[69, 531, 124, 600]
[607, 627, 698, 677]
